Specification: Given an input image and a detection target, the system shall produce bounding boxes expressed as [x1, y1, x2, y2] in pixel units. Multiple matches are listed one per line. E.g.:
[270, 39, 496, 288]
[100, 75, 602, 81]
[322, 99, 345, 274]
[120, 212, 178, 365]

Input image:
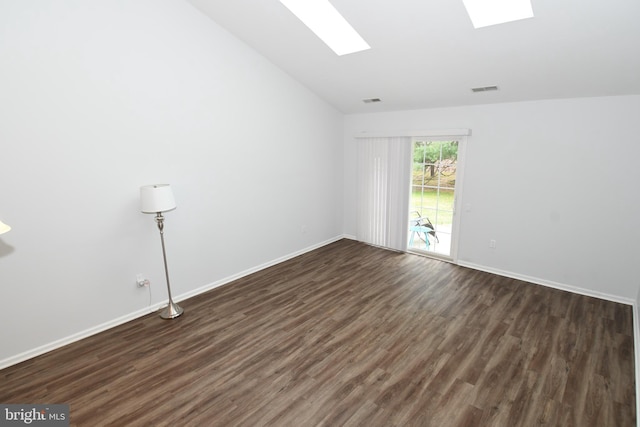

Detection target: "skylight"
[279, 0, 370, 56]
[463, 0, 534, 28]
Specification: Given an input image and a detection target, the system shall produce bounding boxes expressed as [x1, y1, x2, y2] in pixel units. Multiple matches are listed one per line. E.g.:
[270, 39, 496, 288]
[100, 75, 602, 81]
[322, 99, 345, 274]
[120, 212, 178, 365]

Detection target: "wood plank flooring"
[0, 239, 635, 426]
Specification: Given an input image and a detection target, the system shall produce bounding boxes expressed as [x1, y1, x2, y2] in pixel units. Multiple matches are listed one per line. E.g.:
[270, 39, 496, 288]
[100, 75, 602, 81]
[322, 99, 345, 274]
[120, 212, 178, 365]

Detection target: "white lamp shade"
[0, 220, 10, 235]
[140, 184, 177, 213]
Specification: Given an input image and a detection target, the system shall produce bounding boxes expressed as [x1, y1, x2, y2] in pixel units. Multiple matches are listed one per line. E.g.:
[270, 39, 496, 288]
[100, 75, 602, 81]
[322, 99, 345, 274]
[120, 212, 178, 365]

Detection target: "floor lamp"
[140, 184, 184, 319]
[0, 220, 10, 235]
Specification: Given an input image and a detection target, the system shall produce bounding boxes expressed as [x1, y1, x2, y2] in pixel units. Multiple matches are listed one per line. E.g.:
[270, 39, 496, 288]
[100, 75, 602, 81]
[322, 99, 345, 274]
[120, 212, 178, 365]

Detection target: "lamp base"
[160, 301, 184, 319]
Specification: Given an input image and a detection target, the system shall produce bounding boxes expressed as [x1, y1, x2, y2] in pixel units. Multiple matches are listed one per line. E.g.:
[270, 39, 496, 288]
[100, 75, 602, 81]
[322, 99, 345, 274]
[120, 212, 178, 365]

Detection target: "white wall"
[344, 95, 640, 302]
[0, 0, 344, 366]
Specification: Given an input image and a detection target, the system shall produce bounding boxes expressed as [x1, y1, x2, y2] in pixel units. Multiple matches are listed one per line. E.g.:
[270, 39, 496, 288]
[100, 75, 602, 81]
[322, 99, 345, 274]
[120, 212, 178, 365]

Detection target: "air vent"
[363, 98, 382, 103]
[471, 86, 499, 93]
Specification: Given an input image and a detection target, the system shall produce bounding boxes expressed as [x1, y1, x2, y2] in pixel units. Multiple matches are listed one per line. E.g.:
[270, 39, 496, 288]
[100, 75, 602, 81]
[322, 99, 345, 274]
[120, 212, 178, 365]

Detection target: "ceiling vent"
[471, 85, 499, 93]
[363, 98, 382, 103]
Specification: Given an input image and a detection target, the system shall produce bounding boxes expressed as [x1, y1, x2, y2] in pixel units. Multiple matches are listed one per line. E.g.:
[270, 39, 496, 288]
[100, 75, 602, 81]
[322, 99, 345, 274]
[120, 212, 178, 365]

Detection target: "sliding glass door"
[409, 139, 462, 259]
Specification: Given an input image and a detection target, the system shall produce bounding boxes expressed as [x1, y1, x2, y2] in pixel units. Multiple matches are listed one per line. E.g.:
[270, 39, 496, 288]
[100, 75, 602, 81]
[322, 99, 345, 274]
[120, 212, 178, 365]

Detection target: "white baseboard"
[0, 305, 160, 371]
[172, 235, 346, 304]
[456, 260, 635, 306]
[0, 235, 346, 371]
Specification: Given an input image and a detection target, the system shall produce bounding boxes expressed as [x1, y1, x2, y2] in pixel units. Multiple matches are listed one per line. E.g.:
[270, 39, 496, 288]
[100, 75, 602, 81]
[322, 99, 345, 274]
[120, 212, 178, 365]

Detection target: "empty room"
[1, 0, 639, 425]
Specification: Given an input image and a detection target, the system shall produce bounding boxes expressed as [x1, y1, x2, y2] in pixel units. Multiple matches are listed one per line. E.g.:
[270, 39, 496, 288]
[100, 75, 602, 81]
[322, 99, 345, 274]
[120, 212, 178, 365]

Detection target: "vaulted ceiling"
[187, 0, 640, 113]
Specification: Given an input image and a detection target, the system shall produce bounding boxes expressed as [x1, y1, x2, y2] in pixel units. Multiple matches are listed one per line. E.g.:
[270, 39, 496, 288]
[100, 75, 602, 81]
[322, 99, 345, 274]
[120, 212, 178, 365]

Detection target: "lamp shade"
[140, 184, 176, 213]
[0, 220, 10, 235]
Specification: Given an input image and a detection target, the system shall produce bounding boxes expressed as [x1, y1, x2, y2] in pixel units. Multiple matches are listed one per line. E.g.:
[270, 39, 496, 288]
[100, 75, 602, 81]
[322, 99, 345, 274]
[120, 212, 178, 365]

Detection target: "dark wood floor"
[1, 239, 635, 426]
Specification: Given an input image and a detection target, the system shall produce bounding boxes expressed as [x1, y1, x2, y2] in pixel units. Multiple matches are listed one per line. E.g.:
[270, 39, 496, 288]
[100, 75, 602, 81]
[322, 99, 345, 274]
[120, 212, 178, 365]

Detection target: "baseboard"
[0, 235, 346, 371]
[456, 260, 635, 306]
[172, 235, 346, 304]
[0, 305, 160, 370]
[345, 237, 633, 305]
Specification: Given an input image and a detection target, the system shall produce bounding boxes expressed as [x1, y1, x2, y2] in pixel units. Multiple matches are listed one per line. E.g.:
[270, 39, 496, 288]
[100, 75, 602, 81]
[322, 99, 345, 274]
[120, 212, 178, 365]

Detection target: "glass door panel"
[409, 140, 458, 258]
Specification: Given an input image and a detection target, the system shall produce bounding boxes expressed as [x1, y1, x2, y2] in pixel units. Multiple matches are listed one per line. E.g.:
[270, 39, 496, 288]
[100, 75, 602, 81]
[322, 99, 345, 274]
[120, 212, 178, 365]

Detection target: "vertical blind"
[356, 137, 412, 252]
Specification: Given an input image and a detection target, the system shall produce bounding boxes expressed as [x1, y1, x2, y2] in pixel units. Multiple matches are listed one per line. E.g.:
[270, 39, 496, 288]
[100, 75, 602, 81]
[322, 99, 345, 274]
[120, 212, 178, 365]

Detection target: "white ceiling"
[186, 0, 640, 113]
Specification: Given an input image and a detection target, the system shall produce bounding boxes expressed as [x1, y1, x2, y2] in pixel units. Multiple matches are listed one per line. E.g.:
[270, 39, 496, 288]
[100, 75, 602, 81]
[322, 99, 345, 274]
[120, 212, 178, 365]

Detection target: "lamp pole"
[155, 212, 183, 319]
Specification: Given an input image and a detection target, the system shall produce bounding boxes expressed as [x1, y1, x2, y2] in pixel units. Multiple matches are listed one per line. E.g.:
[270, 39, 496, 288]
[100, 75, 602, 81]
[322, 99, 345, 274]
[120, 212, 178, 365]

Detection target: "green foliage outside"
[413, 140, 458, 164]
[411, 141, 458, 227]
[410, 189, 454, 226]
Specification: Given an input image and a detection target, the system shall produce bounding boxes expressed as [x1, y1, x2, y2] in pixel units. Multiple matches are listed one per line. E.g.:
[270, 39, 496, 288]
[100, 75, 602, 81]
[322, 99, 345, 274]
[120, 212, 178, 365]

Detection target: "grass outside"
[410, 189, 454, 227]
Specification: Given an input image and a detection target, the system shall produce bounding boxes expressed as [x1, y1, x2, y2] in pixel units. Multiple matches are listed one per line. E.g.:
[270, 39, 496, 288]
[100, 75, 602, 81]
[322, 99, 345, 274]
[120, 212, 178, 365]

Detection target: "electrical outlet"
[136, 274, 150, 287]
[489, 239, 496, 249]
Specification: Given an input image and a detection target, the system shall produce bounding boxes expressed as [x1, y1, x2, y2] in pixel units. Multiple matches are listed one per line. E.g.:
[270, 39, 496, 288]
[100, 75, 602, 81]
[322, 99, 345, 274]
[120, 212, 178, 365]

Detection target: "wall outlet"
[136, 274, 150, 287]
[489, 239, 496, 249]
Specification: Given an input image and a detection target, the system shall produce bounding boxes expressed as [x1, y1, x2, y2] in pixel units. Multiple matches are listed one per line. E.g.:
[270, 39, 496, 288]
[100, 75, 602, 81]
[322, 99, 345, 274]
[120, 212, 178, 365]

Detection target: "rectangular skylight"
[279, 0, 370, 56]
[463, 0, 534, 28]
